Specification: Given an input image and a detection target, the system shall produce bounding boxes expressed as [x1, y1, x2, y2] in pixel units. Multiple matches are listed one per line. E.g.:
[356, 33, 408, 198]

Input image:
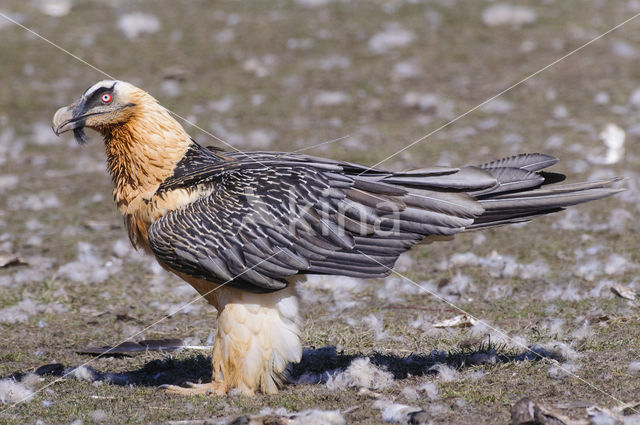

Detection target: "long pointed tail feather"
[468, 163, 624, 230]
[357, 153, 623, 235]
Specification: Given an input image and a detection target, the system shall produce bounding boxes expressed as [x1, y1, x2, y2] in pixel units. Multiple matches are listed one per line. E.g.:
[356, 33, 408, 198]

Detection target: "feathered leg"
[163, 284, 301, 396]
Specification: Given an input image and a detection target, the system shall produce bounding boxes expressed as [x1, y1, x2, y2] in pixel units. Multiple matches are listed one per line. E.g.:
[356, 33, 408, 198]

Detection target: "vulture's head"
[52, 80, 155, 144]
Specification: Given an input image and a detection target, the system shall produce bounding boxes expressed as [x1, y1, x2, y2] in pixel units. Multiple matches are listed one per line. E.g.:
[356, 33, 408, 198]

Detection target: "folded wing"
[148, 150, 622, 293]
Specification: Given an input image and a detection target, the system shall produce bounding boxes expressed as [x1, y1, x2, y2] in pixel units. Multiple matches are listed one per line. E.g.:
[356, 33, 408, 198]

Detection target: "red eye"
[101, 93, 112, 104]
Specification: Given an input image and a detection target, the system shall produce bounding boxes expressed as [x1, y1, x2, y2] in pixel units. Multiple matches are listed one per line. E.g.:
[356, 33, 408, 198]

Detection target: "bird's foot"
[159, 381, 228, 396]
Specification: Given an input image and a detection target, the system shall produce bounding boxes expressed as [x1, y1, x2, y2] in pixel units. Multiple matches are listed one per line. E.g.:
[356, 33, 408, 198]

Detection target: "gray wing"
[147, 158, 489, 293]
[148, 151, 622, 293]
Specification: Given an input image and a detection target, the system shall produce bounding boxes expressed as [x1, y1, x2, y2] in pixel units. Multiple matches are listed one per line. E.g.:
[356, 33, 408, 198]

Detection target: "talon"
[159, 381, 228, 396]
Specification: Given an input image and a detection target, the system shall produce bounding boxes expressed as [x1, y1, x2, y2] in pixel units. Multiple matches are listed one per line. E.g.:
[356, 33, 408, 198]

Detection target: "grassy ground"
[0, 0, 639, 423]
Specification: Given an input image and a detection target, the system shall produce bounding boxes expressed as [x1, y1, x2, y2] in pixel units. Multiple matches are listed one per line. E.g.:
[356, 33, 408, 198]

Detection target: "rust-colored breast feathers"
[97, 96, 195, 252]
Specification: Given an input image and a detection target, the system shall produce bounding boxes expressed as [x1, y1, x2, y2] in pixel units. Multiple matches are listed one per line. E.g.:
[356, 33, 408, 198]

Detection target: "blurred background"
[1, 0, 639, 423]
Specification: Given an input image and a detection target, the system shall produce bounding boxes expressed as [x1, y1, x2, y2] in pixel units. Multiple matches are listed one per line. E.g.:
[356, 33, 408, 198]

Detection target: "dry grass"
[0, 0, 639, 423]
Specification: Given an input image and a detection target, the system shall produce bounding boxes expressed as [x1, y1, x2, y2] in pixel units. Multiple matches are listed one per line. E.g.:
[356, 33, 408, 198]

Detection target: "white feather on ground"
[0, 299, 38, 324]
[471, 320, 528, 350]
[400, 386, 419, 401]
[588, 279, 617, 298]
[34, 0, 72, 17]
[0, 298, 67, 324]
[361, 314, 387, 341]
[89, 409, 109, 423]
[543, 342, 580, 362]
[588, 123, 625, 165]
[441, 250, 550, 281]
[292, 409, 345, 425]
[482, 3, 537, 27]
[543, 318, 565, 336]
[118, 12, 161, 39]
[402, 92, 454, 118]
[69, 366, 99, 382]
[257, 407, 345, 425]
[466, 370, 486, 381]
[0, 374, 41, 404]
[376, 277, 421, 303]
[548, 361, 579, 380]
[627, 362, 640, 375]
[402, 382, 439, 401]
[312, 91, 351, 107]
[8, 192, 61, 211]
[543, 341, 581, 380]
[298, 275, 365, 312]
[445, 272, 473, 301]
[375, 400, 425, 424]
[368, 23, 415, 54]
[0, 175, 18, 193]
[392, 60, 421, 81]
[57, 242, 123, 284]
[479, 98, 514, 115]
[326, 357, 394, 391]
[429, 363, 459, 382]
[311, 55, 351, 71]
[570, 323, 594, 341]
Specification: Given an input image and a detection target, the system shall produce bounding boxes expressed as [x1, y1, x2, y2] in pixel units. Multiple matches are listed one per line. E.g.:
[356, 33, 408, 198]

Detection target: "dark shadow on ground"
[289, 344, 559, 384]
[27, 355, 214, 387]
[7, 343, 559, 388]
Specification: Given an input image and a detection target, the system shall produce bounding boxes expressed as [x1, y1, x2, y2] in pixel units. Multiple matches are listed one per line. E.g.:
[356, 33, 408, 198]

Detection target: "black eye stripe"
[84, 82, 117, 107]
[74, 82, 118, 119]
[86, 87, 113, 106]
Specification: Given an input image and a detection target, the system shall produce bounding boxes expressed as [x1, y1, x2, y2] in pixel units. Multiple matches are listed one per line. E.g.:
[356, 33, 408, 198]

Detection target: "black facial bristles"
[74, 127, 89, 145]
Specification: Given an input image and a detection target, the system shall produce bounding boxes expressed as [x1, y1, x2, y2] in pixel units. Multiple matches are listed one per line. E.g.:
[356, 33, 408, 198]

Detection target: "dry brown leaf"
[433, 314, 477, 328]
[357, 387, 382, 399]
[511, 398, 640, 425]
[511, 397, 587, 425]
[585, 312, 610, 323]
[0, 254, 27, 268]
[611, 285, 637, 300]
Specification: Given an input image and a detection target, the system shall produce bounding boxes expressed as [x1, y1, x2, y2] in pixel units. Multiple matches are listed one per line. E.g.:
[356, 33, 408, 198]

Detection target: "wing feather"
[148, 150, 487, 292]
[149, 149, 614, 293]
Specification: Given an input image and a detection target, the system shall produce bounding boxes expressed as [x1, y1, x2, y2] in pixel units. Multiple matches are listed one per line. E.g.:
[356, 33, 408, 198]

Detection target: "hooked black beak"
[52, 103, 90, 144]
[52, 105, 80, 135]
